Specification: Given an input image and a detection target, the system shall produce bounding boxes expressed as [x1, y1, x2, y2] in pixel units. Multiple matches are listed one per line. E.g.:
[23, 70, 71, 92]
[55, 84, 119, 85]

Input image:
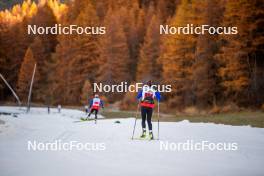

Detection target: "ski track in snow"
[0, 106, 264, 176]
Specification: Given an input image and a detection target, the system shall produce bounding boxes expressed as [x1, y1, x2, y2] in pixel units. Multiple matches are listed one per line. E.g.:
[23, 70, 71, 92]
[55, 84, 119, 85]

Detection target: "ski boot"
[149, 131, 154, 140]
[140, 129, 146, 138]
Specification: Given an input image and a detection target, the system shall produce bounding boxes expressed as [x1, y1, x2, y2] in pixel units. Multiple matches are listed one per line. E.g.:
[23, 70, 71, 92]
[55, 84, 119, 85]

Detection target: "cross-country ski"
[1, 0, 264, 176]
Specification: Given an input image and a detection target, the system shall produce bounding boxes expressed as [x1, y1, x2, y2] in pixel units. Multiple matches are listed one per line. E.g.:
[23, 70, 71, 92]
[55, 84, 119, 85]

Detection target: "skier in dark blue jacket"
[137, 81, 161, 139]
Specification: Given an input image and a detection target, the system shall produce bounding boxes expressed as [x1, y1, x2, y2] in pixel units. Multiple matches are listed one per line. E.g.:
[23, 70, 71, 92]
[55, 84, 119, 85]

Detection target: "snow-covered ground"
[0, 106, 264, 176]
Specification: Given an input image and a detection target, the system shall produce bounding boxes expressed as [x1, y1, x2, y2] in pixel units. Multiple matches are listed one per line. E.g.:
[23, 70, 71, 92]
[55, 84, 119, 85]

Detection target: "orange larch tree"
[17, 47, 40, 101]
[136, 14, 161, 82]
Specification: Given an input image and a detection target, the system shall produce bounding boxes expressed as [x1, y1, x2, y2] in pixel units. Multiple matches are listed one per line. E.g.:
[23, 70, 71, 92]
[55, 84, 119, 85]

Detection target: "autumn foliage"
[0, 0, 263, 109]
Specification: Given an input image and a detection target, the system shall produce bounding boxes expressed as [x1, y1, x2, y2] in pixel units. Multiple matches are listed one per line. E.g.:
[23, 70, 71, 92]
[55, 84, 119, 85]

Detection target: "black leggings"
[141, 107, 153, 131]
[88, 109, 98, 119]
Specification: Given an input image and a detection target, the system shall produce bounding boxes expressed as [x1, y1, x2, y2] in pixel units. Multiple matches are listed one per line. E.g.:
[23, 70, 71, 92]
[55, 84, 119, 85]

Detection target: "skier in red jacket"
[137, 81, 161, 139]
[87, 94, 104, 123]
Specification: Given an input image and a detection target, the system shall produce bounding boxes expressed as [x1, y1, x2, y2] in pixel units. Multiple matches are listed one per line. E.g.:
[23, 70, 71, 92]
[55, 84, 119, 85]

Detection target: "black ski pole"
[95, 109, 100, 124]
[86, 108, 91, 119]
[131, 102, 140, 140]
[157, 101, 160, 140]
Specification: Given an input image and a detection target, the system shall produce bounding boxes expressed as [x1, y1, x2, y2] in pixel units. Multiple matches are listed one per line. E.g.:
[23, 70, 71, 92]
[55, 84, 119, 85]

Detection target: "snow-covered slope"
[0, 106, 264, 176]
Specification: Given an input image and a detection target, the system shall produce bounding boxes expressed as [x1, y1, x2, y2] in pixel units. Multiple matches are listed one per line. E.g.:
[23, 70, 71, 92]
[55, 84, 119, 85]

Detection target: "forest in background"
[0, 0, 263, 111]
[0, 0, 29, 10]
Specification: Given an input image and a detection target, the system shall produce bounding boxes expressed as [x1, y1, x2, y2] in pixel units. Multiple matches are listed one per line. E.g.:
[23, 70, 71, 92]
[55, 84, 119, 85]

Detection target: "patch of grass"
[102, 110, 264, 128]
[182, 111, 264, 128]
[101, 111, 136, 119]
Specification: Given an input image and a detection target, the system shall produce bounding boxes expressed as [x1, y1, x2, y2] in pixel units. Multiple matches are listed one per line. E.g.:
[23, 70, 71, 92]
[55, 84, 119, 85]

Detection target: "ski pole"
[157, 101, 160, 140]
[94, 110, 97, 124]
[86, 108, 91, 119]
[95, 109, 97, 124]
[131, 101, 140, 140]
[0, 74, 21, 107]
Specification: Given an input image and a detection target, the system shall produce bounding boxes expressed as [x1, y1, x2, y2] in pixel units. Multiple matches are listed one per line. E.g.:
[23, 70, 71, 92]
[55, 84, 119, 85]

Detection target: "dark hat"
[146, 80, 152, 86]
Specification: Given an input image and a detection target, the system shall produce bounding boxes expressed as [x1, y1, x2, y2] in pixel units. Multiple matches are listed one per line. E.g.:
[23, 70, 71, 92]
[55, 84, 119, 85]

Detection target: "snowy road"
[0, 106, 264, 176]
